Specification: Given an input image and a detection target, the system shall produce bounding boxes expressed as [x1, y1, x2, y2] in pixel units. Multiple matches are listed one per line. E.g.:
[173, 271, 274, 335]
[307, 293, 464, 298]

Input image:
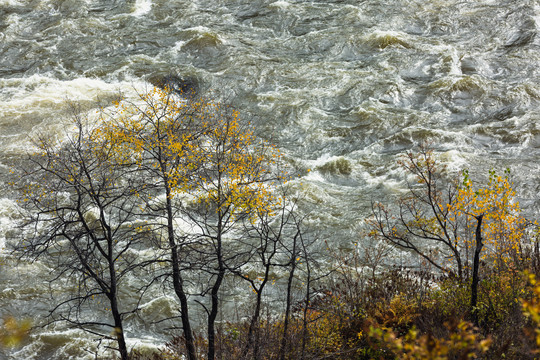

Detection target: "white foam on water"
[137, 295, 179, 322]
[362, 171, 405, 192]
[132, 0, 152, 17]
[534, 4, 540, 46]
[438, 149, 474, 172]
[269, 1, 292, 10]
[0, 74, 147, 150]
[2, 12, 23, 42]
[0, 75, 139, 105]
[170, 40, 187, 54]
[0, 0, 21, 5]
[0, 197, 21, 254]
[9, 328, 101, 360]
[367, 29, 408, 39]
[126, 338, 162, 356]
[304, 170, 326, 183]
[184, 25, 214, 34]
[8, 324, 167, 359]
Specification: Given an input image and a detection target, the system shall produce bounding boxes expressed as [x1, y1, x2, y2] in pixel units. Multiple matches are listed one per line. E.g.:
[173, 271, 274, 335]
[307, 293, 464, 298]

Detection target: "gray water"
[1, 0, 540, 358]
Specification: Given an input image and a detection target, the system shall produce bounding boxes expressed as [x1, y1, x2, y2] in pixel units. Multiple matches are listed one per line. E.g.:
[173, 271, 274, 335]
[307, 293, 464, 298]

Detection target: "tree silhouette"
[16, 106, 150, 360]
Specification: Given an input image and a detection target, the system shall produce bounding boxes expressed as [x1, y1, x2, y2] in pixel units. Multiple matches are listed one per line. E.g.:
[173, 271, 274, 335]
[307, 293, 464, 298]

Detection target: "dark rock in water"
[491, 106, 514, 121]
[460, 57, 477, 75]
[505, 30, 536, 48]
[151, 75, 199, 97]
[504, 18, 536, 48]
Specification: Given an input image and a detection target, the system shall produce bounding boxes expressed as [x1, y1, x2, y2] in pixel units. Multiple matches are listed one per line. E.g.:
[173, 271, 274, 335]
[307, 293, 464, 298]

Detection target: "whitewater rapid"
[1, 0, 539, 358]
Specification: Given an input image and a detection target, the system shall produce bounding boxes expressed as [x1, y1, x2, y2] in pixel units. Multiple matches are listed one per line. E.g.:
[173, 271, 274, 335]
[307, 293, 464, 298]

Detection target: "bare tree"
[15, 108, 149, 360]
[230, 189, 303, 360]
[367, 146, 466, 279]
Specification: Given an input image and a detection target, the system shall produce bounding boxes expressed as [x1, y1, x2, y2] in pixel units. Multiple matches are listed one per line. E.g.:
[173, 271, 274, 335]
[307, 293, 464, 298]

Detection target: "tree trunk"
[111, 302, 129, 360]
[207, 216, 225, 360]
[278, 233, 298, 360]
[105, 213, 129, 360]
[166, 189, 198, 360]
[207, 261, 224, 360]
[242, 274, 267, 359]
[107, 254, 128, 360]
[534, 234, 540, 273]
[470, 214, 484, 327]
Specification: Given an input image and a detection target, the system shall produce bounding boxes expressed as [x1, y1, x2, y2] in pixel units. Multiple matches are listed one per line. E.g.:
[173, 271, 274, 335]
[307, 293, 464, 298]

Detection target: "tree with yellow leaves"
[181, 98, 283, 360]
[368, 145, 529, 281]
[96, 85, 210, 360]
[98, 84, 285, 360]
[457, 168, 528, 272]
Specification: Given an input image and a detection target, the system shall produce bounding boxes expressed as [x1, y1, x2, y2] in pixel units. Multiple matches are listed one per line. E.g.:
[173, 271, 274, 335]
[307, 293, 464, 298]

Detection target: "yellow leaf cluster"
[0, 316, 31, 349]
[369, 320, 491, 359]
[522, 273, 540, 350]
[96, 86, 283, 219]
[452, 169, 526, 271]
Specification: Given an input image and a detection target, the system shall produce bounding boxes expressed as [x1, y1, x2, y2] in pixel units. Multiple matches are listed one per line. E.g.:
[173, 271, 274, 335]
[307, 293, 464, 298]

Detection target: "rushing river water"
[1, 0, 539, 358]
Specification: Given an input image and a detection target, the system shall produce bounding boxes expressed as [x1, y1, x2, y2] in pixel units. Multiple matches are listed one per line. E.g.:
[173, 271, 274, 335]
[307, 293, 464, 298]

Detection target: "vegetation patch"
[317, 157, 352, 175]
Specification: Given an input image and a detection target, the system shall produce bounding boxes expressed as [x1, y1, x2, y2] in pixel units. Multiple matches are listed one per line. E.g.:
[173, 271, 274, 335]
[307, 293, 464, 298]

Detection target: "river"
[1, 0, 539, 358]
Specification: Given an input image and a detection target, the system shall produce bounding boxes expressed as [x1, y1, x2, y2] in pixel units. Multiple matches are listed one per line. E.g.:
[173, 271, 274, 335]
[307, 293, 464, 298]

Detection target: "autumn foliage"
[368, 146, 531, 280]
[11, 88, 540, 360]
[96, 86, 282, 217]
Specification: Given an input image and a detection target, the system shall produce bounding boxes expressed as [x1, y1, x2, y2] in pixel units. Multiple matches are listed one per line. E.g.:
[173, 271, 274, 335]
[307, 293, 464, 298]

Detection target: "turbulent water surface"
[1, 0, 540, 358]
